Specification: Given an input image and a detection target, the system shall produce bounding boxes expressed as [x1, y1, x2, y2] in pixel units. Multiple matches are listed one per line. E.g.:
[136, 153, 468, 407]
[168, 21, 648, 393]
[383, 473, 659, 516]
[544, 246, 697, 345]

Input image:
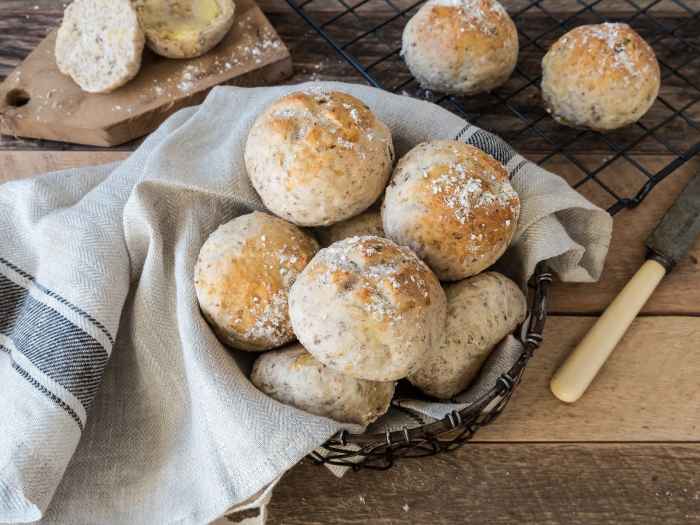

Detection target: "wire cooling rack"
[286, 0, 700, 215]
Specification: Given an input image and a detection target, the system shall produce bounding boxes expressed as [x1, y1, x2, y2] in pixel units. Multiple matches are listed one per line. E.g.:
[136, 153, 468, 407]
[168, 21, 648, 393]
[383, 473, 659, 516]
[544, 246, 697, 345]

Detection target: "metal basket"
[310, 266, 552, 470]
[287, 0, 700, 215]
[284, 0, 699, 469]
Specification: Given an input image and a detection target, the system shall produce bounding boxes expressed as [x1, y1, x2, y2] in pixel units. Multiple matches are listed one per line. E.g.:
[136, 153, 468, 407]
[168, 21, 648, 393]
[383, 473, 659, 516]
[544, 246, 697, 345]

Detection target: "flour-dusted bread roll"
[401, 0, 518, 95]
[244, 90, 395, 227]
[541, 23, 660, 131]
[382, 141, 519, 281]
[315, 207, 384, 247]
[194, 211, 319, 351]
[133, 0, 235, 59]
[409, 272, 527, 399]
[251, 344, 395, 425]
[289, 236, 447, 381]
[55, 0, 145, 93]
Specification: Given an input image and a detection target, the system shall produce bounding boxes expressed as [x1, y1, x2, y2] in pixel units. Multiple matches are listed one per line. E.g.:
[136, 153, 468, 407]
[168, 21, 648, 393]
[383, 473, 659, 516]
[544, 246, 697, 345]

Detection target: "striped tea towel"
[0, 82, 612, 524]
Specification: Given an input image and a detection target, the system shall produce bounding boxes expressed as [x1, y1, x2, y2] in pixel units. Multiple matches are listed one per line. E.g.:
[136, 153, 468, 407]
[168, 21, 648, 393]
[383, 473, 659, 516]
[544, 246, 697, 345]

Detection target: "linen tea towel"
[0, 82, 612, 524]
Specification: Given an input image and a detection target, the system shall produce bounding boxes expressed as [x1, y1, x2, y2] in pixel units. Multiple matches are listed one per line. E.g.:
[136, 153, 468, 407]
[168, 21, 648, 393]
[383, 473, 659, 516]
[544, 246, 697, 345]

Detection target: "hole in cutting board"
[5, 89, 30, 108]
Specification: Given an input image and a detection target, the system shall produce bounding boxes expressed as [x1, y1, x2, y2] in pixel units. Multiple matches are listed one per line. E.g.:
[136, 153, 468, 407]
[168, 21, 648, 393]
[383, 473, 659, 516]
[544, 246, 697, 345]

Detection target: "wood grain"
[2, 1, 698, 154]
[269, 444, 700, 525]
[0, 151, 127, 184]
[2, 153, 700, 442]
[4, 151, 700, 314]
[0, 0, 292, 146]
[2, 5, 700, 523]
[477, 315, 700, 441]
[547, 154, 700, 315]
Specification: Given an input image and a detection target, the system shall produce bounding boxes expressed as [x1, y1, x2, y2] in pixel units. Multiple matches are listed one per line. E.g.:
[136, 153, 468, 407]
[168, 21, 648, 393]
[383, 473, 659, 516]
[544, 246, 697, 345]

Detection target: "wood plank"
[2, 150, 700, 441]
[269, 444, 700, 525]
[2, 1, 698, 154]
[4, 151, 700, 315]
[546, 154, 700, 315]
[476, 315, 700, 442]
[0, 0, 292, 147]
[0, 151, 127, 184]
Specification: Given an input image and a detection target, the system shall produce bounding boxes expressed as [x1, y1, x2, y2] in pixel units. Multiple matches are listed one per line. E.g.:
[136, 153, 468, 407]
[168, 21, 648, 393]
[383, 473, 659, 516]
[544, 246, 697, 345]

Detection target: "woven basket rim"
[311, 264, 551, 468]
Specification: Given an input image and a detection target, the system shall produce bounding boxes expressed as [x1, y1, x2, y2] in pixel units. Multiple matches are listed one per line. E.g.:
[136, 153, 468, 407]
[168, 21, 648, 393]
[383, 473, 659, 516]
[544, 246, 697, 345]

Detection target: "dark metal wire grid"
[286, 0, 700, 215]
[284, 0, 698, 469]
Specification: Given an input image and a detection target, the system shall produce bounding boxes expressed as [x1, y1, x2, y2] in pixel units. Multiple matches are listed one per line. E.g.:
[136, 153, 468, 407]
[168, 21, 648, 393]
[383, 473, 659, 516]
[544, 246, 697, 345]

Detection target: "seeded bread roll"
[401, 0, 518, 95]
[382, 141, 520, 281]
[55, 0, 145, 93]
[251, 344, 395, 426]
[315, 207, 385, 247]
[133, 0, 235, 59]
[194, 211, 319, 351]
[409, 272, 527, 399]
[541, 23, 660, 131]
[244, 90, 395, 226]
[289, 236, 447, 381]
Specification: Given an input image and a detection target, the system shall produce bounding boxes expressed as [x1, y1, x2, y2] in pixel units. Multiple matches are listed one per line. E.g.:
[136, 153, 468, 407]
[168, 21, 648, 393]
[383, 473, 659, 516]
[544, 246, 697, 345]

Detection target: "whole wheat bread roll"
[382, 140, 520, 281]
[251, 344, 395, 426]
[244, 90, 395, 226]
[55, 0, 145, 93]
[315, 207, 385, 247]
[289, 236, 447, 381]
[194, 211, 318, 351]
[409, 272, 527, 399]
[401, 0, 518, 95]
[541, 23, 660, 131]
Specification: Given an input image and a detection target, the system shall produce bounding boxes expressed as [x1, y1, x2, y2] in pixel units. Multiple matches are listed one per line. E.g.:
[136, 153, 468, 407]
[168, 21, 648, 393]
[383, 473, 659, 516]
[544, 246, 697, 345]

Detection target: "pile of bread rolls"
[194, 89, 528, 426]
[55, 0, 236, 93]
[401, 0, 660, 131]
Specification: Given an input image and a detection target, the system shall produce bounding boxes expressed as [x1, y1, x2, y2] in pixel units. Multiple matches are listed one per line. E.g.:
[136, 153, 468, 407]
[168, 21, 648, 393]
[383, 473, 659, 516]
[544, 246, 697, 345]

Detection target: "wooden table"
[2, 2, 699, 524]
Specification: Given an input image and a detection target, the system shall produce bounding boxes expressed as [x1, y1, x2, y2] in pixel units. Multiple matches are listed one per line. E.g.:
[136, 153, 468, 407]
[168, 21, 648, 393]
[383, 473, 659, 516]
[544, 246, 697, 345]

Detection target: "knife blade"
[551, 171, 700, 403]
[646, 172, 700, 268]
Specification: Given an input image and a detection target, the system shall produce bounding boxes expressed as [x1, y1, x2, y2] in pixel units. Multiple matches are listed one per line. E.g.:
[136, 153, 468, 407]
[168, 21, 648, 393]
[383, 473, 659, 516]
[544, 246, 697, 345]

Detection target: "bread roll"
[315, 207, 384, 247]
[55, 0, 145, 93]
[401, 0, 518, 95]
[251, 344, 395, 425]
[541, 23, 660, 131]
[133, 0, 235, 59]
[289, 236, 447, 381]
[409, 272, 527, 399]
[382, 140, 519, 281]
[194, 211, 318, 351]
[244, 90, 395, 226]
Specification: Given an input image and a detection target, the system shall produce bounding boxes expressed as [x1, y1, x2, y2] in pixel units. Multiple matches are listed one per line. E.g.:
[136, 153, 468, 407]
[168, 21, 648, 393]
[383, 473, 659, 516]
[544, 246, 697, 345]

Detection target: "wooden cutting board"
[0, 0, 292, 147]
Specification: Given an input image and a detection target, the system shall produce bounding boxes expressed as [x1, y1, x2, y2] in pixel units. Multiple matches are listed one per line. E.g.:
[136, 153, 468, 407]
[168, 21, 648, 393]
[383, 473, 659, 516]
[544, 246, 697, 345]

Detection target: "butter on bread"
[133, 0, 235, 59]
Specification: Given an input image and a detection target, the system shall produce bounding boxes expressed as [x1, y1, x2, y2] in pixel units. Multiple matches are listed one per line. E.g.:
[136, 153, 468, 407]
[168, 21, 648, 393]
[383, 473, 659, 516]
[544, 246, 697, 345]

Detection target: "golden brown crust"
[426, 1, 517, 61]
[288, 235, 447, 381]
[541, 23, 660, 130]
[194, 212, 318, 351]
[402, 0, 518, 94]
[382, 141, 519, 281]
[305, 237, 435, 320]
[546, 23, 658, 86]
[244, 89, 394, 226]
[262, 91, 380, 189]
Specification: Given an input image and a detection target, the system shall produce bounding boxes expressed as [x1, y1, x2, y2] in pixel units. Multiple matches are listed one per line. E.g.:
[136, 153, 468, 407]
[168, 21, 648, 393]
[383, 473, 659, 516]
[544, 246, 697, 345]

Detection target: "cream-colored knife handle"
[550, 259, 667, 403]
